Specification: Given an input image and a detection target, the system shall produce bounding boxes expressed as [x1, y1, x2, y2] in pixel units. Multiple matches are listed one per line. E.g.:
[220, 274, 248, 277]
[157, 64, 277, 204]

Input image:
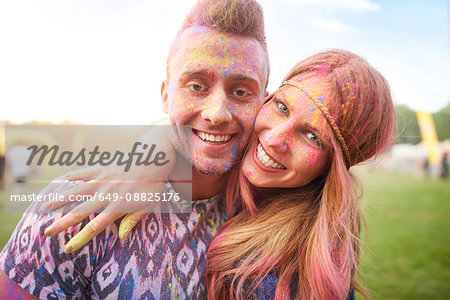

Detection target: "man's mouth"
[256, 142, 286, 169]
[194, 130, 232, 144]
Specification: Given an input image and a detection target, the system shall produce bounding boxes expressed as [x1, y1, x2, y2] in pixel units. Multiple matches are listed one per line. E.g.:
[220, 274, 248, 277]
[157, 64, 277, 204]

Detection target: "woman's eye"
[306, 132, 321, 146]
[278, 102, 289, 115]
[188, 83, 206, 92]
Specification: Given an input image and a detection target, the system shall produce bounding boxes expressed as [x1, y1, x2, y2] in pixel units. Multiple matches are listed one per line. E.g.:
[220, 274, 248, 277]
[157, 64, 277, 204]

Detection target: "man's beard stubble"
[168, 126, 240, 176]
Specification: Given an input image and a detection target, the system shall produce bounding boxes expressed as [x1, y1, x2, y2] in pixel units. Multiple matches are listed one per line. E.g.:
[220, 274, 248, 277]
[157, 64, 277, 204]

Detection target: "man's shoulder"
[0, 180, 228, 299]
[0, 205, 105, 298]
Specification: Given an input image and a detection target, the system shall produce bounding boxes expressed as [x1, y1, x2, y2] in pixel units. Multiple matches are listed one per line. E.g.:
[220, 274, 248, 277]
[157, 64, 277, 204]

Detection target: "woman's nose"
[262, 123, 291, 153]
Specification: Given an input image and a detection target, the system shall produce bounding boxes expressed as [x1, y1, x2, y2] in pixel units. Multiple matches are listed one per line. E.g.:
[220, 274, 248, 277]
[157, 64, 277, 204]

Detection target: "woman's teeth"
[257, 143, 285, 169]
[196, 131, 231, 143]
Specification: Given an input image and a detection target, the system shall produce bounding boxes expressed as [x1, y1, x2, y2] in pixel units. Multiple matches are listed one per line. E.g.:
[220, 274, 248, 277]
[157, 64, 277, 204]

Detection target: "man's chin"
[192, 157, 238, 176]
[193, 165, 228, 176]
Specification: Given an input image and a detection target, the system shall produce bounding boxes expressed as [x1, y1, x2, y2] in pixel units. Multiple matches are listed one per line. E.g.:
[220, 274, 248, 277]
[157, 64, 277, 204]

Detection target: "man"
[0, 0, 269, 298]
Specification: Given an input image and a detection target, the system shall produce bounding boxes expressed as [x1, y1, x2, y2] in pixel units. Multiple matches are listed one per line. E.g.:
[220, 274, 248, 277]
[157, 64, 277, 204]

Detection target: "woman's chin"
[241, 166, 269, 188]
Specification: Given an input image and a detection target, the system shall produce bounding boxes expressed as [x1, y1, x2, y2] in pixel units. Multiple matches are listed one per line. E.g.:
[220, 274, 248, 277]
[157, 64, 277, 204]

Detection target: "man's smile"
[193, 129, 233, 144]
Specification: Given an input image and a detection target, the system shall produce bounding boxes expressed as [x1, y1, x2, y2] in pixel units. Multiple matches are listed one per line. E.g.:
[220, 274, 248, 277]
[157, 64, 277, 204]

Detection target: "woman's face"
[242, 76, 333, 188]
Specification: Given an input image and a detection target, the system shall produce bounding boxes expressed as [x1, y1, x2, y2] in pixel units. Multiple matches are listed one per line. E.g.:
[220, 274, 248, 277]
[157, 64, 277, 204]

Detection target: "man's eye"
[278, 102, 289, 115]
[232, 89, 250, 97]
[188, 84, 206, 92]
[306, 132, 321, 146]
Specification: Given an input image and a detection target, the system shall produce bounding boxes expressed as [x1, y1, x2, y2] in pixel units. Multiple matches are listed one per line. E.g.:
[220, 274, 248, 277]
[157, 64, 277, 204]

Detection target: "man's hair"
[167, 0, 269, 86]
[180, 0, 266, 50]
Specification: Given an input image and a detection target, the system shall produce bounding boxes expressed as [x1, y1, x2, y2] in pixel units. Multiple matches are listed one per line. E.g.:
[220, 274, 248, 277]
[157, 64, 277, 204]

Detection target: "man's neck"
[190, 167, 230, 200]
[169, 152, 230, 200]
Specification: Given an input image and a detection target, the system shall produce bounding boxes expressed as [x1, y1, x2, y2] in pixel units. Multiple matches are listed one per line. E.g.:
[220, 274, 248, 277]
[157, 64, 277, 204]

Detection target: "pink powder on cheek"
[308, 150, 321, 166]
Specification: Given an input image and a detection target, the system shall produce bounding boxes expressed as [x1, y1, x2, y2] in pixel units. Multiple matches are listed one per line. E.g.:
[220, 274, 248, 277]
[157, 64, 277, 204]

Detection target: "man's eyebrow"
[179, 70, 212, 78]
[226, 74, 259, 83]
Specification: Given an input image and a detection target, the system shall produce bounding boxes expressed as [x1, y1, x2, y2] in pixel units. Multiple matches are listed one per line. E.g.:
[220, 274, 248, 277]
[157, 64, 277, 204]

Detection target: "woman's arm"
[44, 123, 177, 253]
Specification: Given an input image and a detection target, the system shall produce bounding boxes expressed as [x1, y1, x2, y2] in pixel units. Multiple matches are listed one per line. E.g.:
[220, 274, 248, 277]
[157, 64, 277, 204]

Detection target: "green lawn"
[357, 172, 450, 299]
[0, 192, 22, 251]
[1, 172, 449, 299]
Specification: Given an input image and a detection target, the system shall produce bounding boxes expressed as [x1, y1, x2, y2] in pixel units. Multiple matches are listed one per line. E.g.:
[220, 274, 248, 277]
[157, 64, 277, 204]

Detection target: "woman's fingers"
[44, 200, 106, 237]
[43, 187, 93, 211]
[119, 212, 148, 240]
[64, 212, 124, 253]
[64, 166, 103, 181]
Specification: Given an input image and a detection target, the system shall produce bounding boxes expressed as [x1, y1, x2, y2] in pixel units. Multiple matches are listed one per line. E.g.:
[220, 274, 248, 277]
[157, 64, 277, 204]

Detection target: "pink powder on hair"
[316, 63, 331, 75]
[348, 117, 371, 148]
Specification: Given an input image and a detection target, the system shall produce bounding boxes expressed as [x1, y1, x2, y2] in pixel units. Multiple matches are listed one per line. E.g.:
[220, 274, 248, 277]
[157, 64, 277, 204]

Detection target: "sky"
[0, 0, 448, 124]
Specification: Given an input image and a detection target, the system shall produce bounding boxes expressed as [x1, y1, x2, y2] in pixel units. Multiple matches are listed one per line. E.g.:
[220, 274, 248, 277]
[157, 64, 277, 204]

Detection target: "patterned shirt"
[0, 180, 228, 299]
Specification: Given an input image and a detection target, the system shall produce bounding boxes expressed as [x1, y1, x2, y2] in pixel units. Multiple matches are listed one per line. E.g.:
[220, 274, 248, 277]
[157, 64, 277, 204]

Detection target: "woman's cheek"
[255, 106, 277, 128]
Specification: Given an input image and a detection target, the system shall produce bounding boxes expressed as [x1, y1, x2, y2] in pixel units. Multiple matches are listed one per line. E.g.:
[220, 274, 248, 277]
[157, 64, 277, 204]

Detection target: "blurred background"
[0, 0, 448, 298]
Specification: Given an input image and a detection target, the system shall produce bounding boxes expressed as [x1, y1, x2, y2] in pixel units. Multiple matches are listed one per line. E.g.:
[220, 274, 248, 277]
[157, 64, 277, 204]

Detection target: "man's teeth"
[197, 131, 231, 143]
[257, 143, 285, 169]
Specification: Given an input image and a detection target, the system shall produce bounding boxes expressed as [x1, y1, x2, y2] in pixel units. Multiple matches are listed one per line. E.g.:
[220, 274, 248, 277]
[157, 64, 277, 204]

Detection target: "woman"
[206, 50, 395, 299]
[44, 49, 395, 299]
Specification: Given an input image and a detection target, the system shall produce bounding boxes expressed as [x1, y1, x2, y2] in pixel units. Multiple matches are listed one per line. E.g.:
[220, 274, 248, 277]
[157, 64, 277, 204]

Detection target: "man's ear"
[161, 80, 169, 113]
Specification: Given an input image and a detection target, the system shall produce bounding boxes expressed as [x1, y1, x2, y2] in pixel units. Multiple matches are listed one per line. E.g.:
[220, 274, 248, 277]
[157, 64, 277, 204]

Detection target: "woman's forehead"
[272, 83, 334, 139]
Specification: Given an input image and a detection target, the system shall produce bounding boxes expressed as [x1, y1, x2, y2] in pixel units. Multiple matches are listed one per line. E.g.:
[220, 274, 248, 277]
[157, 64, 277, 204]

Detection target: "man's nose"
[201, 89, 232, 125]
[262, 123, 291, 153]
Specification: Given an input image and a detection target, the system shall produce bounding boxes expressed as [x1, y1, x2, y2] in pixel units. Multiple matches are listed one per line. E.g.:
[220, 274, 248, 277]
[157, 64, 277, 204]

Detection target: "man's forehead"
[169, 26, 268, 85]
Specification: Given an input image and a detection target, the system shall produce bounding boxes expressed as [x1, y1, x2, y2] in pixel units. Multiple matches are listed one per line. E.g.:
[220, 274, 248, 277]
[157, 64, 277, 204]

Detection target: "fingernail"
[44, 227, 53, 236]
[64, 245, 73, 254]
[121, 229, 130, 240]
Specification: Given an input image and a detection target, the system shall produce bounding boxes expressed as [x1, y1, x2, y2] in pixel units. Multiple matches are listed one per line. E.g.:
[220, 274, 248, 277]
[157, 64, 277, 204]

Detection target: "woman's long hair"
[206, 49, 396, 299]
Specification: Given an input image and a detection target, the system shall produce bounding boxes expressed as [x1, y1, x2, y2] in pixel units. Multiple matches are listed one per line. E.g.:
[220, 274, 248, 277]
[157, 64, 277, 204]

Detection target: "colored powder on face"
[318, 96, 324, 102]
[309, 150, 321, 166]
[231, 145, 237, 158]
[224, 162, 232, 171]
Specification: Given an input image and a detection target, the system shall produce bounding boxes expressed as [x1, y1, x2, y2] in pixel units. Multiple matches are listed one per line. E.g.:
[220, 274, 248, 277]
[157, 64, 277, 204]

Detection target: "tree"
[395, 105, 421, 144]
[433, 102, 450, 141]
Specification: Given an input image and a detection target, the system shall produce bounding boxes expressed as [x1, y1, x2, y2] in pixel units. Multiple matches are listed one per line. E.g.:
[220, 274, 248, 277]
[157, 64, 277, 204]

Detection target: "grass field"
[356, 172, 450, 299]
[1, 172, 449, 299]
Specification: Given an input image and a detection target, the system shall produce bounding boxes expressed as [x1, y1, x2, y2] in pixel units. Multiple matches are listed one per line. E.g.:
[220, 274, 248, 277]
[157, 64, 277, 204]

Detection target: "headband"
[280, 80, 351, 168]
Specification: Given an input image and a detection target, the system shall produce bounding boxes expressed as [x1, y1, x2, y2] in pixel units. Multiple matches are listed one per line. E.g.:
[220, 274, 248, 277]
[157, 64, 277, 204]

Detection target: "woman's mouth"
[256, 142, 286, 169]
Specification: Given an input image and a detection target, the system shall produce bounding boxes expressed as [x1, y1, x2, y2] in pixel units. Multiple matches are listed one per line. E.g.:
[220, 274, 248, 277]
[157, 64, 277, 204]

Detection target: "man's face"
[162, 26, 268, 175]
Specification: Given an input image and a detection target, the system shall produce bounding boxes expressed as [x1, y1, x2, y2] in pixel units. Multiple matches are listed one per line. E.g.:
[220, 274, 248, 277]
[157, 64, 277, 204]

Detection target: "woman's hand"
[43, 124, 177, 253]
[44, 166, 168, 253]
